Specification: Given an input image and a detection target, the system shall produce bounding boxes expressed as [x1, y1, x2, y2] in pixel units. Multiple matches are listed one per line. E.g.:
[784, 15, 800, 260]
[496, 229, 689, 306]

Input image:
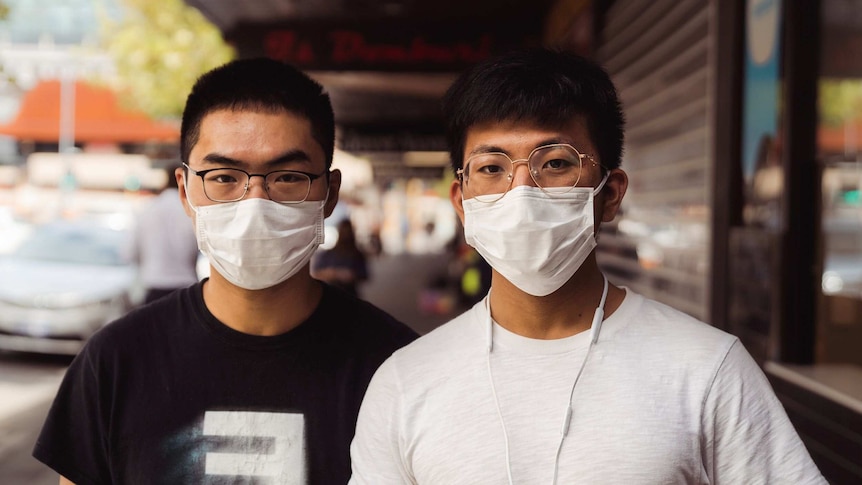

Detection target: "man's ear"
[450, 177, 466, 226]
[176, 167, 194, 218]
[324, 168, 342, 218]
[599, 168, 628, 223]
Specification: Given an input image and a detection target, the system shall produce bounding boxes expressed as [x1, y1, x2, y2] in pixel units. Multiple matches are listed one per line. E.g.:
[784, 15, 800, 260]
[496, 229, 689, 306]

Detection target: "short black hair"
[181, 57, 335, 167]
[442, 47, 625, 172]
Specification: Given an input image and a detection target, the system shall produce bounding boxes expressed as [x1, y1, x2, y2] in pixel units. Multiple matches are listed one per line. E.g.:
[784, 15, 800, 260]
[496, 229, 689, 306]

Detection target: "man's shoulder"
[85, 288, 192, 356]
[614, 290, 739, 364]
[633, 293, 734, 341]
[358, 306, 481, 403]
[320, 284, 418, 346]
[387, 304, 481, 366]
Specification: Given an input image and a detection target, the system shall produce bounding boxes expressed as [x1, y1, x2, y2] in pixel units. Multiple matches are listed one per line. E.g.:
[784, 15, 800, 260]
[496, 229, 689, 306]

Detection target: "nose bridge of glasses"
[509, 157, 539, 186]
[244, 172, 270, 198]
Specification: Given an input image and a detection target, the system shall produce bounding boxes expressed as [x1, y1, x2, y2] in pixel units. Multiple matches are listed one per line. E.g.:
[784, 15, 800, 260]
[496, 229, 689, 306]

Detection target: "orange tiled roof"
[0, 80, 178, 143]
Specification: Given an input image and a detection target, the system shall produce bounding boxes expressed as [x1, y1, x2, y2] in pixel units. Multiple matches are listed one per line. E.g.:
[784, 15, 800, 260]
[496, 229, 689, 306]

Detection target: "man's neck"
[487, 260, 624, 340]
[202, 269, 323, 336]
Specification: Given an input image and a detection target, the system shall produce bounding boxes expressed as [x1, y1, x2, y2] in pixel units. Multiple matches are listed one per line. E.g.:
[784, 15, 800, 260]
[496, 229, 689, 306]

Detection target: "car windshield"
[12, 223, 127, 266]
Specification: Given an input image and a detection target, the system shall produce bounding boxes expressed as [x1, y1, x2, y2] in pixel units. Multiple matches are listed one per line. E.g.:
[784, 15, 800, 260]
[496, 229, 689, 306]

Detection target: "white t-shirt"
[350, 290, 826, 484]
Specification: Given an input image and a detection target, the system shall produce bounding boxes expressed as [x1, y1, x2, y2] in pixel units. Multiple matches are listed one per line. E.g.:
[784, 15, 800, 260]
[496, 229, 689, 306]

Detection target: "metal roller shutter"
[596, 0, 715, 321]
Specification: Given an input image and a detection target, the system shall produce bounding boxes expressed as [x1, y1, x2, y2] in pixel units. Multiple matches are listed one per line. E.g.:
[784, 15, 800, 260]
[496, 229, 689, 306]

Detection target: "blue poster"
[742, 0, 782, 181]
[742, 0, 783, 228]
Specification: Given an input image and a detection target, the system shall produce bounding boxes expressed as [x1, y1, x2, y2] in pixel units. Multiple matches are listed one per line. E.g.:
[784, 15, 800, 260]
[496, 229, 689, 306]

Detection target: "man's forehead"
[190, 109, 322, 166]
[465, 117, 594, 149]
[198, 107, 309, 127]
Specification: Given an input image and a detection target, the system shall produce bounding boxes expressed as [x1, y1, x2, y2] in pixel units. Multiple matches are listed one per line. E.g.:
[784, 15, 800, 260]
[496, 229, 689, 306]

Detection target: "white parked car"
[0, 220, 142, 355]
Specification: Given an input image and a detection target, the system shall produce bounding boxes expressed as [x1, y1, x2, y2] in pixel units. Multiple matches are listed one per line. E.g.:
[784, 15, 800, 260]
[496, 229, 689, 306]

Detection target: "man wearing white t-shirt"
[349, 48, 826, 484]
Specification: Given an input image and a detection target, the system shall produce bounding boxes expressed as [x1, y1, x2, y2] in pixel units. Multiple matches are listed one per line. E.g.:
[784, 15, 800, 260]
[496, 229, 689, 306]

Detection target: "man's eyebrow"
[468, 137, 574, 157]
[201, 150, 313, 168]
[536, 136, 571, 147]
[468, 144, 507, 156]
[200, 154, 243, 167]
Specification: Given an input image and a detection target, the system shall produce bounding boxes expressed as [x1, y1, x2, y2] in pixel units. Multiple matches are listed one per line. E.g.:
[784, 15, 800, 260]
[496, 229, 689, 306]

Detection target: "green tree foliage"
[100, 0, 234, 119]
[0, 1, 13, 86]
[820, 79, 862, 127]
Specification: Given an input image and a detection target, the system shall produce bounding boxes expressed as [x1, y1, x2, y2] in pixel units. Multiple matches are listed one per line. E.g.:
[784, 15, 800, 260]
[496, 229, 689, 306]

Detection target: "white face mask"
[462, 178, 606, 297]
[189, 197, 325, 290]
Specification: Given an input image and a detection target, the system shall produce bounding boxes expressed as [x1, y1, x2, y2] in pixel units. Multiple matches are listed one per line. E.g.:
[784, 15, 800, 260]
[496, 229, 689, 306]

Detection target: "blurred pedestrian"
[312, 218, 369, 296]
[350, 48, 826, 484]
[33, 57, 417, 485]
[127, 164, 200, 304]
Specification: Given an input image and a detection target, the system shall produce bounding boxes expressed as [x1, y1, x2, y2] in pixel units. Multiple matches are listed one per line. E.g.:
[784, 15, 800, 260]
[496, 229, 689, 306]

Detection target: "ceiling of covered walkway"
[182, 0, 587, 159]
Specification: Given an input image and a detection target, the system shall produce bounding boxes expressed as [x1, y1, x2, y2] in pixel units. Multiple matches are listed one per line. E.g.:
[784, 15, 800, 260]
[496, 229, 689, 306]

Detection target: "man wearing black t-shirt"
[33, 58, 418, 485]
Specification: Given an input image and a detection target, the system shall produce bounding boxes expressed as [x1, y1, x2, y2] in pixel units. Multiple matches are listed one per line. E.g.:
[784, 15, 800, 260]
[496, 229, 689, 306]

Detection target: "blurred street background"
[0, 0, 861, 483]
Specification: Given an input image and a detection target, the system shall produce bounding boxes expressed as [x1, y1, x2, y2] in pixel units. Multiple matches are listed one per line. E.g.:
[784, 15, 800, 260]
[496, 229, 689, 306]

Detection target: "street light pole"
[58, 67, 76, 217]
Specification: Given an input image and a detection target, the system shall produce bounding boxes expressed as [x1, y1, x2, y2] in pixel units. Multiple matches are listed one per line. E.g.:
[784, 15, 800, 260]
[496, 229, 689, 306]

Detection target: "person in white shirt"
[128, 164, 200, 303]
[349, 47, 826, 485]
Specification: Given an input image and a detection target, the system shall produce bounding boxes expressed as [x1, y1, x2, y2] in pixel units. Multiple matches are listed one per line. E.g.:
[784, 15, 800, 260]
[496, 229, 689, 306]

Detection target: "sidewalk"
[360, 252, 464, 335]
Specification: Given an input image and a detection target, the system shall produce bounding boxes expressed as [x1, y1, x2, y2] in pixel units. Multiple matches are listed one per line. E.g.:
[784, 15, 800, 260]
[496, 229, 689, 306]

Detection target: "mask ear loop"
[486, 275, 608, 485]
[592, 172, 609, 196]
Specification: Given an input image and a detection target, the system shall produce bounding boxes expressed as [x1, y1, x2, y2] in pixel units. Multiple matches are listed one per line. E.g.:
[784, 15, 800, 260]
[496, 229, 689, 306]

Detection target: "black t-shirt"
[33, 281, 417, 484]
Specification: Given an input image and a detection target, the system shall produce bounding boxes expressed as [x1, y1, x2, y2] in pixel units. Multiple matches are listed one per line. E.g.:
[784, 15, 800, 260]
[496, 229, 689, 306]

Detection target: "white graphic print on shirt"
[203, 411, 305, 484]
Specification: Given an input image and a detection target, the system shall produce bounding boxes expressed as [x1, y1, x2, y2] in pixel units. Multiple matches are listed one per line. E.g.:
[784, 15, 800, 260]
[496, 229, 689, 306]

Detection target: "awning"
[0, 80, 179, 143]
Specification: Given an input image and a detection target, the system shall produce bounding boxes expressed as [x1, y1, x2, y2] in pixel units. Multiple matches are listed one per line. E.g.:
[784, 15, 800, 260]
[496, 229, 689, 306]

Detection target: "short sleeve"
[32, 344, 112, 485]
[349, 356, 415, 485]
[702, 340, 827, 484]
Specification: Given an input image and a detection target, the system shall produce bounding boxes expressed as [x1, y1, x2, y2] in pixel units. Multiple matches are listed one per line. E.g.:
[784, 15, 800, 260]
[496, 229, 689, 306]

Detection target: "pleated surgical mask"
[463, 177, 606, 296]
[190, 197, 325, 290]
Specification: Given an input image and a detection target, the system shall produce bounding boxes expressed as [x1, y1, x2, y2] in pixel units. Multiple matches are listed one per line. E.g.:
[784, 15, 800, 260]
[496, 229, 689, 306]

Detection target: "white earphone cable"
[487, 276, 608, 485]
[487, 350, 516, 485]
